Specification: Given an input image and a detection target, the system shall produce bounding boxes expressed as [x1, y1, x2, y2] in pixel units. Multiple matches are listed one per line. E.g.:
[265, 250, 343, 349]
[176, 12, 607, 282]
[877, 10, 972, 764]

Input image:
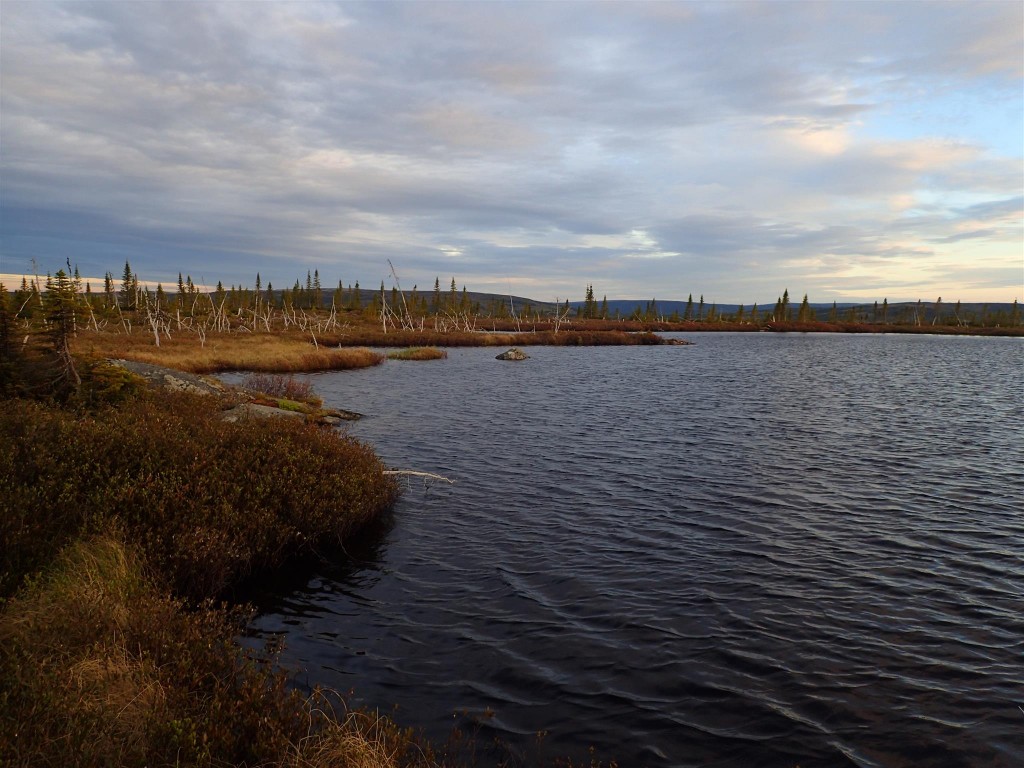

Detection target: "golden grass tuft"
[0, 536, 165, 764]
[72, 329, 385, 373]
[386, 347, 448, 361]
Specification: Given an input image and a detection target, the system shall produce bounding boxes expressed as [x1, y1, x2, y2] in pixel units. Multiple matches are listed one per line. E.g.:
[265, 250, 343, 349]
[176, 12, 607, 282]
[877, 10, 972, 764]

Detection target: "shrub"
[241, 372, 319, 404]
[0, 391, 398, 601]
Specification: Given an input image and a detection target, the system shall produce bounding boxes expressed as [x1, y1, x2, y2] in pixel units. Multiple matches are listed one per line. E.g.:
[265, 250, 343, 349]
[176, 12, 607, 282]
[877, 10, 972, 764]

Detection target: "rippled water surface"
[239, 333, 1024, 767]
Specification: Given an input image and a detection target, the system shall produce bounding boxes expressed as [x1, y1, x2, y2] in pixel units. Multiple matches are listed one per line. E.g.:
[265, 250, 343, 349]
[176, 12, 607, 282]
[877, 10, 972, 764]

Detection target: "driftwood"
[383, 470, 455, 484]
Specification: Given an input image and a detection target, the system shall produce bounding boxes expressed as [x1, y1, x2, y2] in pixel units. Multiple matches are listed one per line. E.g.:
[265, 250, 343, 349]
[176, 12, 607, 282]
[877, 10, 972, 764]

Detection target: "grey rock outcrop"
[496, 347, 529, 361]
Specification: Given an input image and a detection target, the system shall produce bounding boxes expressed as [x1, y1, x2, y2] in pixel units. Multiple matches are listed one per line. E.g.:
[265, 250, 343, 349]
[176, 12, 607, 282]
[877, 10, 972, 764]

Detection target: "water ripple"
[235, 334, 1024, 767]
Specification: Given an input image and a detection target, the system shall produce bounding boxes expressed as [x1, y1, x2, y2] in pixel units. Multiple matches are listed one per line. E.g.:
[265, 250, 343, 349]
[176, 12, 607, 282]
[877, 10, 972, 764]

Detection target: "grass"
[330, 329, 666, 348]
[386, 347, 448, 361]
[72, 330, 386, 373]
[0, 534, 440, 768]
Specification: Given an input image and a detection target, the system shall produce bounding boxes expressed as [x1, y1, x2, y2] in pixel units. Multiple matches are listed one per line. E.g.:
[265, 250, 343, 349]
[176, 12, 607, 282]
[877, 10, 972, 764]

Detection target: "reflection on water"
[233, 334, 1024, 768]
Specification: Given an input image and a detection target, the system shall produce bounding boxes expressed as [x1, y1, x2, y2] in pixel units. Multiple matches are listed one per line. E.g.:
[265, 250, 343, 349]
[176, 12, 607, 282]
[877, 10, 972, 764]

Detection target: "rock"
[221, 403, 307, 422]
[496, 347, 529, 361]
[108, 359, 226, 396]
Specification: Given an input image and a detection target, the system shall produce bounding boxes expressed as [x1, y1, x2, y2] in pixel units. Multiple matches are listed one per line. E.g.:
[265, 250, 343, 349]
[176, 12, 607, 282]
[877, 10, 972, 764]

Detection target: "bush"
[241, 372, 320, 404]
[0, 391, 398, 601]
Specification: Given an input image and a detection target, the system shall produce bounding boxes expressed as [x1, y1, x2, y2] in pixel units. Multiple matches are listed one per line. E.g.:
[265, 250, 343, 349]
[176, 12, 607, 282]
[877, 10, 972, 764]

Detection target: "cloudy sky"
[2, 1, 1021, 304]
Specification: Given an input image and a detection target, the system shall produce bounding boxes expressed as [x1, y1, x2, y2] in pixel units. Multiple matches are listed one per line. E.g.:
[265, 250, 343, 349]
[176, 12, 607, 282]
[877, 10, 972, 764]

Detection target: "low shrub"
[241, 372, 320, 404]
[0, 390, 398, 601]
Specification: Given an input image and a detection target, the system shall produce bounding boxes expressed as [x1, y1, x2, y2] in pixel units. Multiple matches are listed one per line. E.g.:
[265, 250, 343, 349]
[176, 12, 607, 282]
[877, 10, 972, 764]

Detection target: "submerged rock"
[496, 347, 529, 361]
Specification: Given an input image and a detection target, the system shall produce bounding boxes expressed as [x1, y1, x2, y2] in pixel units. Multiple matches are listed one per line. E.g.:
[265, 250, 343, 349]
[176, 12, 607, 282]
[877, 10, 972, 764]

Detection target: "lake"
[234, 333, 1024, 767]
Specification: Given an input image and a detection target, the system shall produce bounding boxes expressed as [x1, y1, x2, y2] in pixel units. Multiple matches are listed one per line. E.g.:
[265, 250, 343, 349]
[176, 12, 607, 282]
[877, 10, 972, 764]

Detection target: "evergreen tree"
[120, 260, 136, 310]
[781, 289, 790, 321]
[684, 294, 693, 321]
[103, 273, 115, 310]
[449, 278, 458, 312]
[45, 269, 81, 393]
[736, 304, 745, 322]
[750, 303, 758, 324]
[829, 301, 838, 323]
[313, 270, 322, 309]
[697, 295, 705, 322]
[797, 294, 811, 322]
[432, 277, 441, 313]
[881, 298, 888, 324]
[600, 295, 608, 320]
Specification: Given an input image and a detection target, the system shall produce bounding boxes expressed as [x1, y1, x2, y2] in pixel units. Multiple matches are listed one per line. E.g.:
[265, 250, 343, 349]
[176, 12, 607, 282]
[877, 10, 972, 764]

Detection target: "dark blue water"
[236, 333, 1024, 767]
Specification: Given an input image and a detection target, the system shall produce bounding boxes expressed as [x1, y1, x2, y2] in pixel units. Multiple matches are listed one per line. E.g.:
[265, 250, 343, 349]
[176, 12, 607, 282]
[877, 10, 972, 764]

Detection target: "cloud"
[1, 1, 1020, 303]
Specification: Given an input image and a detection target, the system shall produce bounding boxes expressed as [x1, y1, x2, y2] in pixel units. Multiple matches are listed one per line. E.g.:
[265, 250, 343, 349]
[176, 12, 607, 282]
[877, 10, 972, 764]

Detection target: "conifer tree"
[684, 294, 693, 321]
[120, 260, 136, 310]
[45, 269, 81, 393]
[797, 294, 811, 322]
[698, 295, 705, 322]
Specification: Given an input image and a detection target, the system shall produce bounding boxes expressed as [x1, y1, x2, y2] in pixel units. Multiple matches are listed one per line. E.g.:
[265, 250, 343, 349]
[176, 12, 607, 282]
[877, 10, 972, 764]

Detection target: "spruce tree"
[120, 260, 135, 310]
[45, 269, 81, 394]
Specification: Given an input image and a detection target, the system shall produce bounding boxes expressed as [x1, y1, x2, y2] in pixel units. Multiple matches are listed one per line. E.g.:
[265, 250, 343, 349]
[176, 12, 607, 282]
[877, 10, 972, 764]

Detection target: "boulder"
[496, 347, 529, 361]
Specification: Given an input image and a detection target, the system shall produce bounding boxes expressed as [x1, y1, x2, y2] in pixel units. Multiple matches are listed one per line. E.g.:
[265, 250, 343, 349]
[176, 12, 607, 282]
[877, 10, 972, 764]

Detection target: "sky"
[1, 1, 1022, 305]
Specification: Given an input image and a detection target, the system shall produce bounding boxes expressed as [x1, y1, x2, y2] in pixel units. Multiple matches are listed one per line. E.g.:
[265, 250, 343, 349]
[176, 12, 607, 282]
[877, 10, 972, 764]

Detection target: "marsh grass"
[386, 347, 448, 361]
[329, 329, 666, 348]
[72, 330, 385, 373]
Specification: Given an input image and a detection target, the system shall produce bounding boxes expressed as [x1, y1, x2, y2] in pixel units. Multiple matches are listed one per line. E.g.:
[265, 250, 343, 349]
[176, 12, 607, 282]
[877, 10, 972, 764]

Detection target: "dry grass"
[386, 347, 448, 361]
[0, 536, 167, 765]
[72, 329, 385, 373]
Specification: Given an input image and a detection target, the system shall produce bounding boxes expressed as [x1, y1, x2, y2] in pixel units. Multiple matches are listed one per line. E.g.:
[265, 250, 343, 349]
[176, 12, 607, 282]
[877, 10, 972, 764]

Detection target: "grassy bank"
[0, 377, 431, 766]
[0, 534, 451, 768]
[330, 328, 666, 348]
[73, 330, 386, 373]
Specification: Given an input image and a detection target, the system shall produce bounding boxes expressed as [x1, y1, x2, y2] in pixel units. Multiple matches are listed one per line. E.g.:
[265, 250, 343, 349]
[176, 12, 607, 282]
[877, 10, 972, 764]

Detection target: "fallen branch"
[382, 470, 455, 484]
